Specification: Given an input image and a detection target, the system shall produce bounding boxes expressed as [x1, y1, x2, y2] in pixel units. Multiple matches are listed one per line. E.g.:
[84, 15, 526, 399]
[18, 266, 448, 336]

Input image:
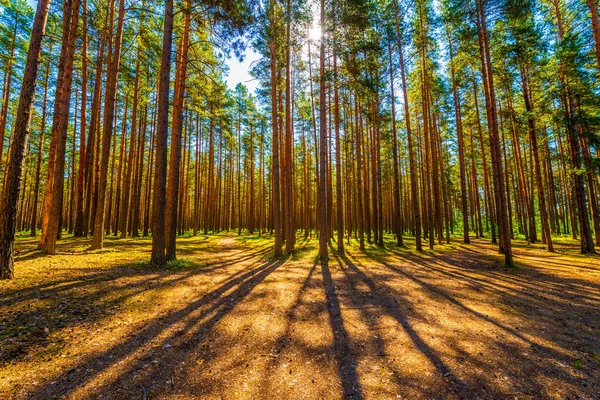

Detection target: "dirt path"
[1, 235, 599, 399]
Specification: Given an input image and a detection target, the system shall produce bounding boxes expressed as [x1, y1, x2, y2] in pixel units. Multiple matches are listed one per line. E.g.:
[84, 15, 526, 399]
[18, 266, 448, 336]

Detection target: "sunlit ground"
[1, 232, 599, 399]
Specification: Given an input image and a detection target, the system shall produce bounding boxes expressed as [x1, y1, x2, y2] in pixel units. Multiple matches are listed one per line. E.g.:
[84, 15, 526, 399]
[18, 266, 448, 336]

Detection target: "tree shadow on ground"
[353, 243, 600, 398]
[4, 235, 600, 399]
[321, 260, 363, 399]
[1, 242, 272, 392]
[23, 256, 282, 399]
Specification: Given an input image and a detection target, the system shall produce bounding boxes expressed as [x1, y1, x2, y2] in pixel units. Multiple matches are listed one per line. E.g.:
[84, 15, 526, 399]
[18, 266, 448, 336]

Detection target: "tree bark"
[74, 0, 88, 237]
[270, 0, 283, 257]
[150, 0, 174, 264]
[447, 28, 470, 244]
[318, 0, 328, 263]
[394, 1, 422, 251]
[39, 0, 81, 254]
[0, 0, 50, 278]
[30, 53, 51, 237]
[165, 2, 191, 260]
[91, 0, 125, 249]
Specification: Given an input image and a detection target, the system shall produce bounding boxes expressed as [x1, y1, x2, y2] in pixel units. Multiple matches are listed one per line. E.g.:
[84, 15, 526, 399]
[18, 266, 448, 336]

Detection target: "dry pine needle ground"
[1, 233, 599, 399]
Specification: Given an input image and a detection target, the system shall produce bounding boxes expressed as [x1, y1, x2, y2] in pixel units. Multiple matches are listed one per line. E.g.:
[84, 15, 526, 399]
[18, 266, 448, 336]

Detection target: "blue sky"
[225, 48, 260, 94]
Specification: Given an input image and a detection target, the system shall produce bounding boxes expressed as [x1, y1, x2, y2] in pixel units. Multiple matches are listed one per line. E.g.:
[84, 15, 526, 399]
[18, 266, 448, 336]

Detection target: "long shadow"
[337, 254, 469, 395]
[0, 259, 257, 365]
[321, 261, 363, 400]
[332, 254, 437, 397]
[376, 252, 557, 354]
[2, 239, 273, 366]
[391, 250, 600, 334]
[267, 263, 318, 356]
[382, 244, 600, 308]
[417, 251, 600, 307]
[1, 243, 271, 308]
[27, 257, 283, 399]
[388, 243, 593, 295]
[364, 248, 600, 396]
[257, 263, 321, 394]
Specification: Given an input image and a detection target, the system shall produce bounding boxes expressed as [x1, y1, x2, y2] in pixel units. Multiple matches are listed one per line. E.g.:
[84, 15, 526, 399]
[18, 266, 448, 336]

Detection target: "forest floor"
[1, 233, 599, 399]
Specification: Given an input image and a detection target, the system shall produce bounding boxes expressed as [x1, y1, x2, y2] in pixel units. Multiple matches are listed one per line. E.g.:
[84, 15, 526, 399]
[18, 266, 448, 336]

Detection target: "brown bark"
[587, 0, 600, 72]
[388, 43, 403, 247]
[150, 0, 174, 264]
[165, 3, 191, 260]
[270, 0, 282, 257]
[0, 13, 18, 174]
[334, 41, 344, 253]
[521, 68, 554, 251]
[83, 29, 106, 237]
[39, 0, 81, 254]
[74, 0, 88, 237]
[394, 1, 422, 251]
[318, 0, 328, 263]
[0, 0, 50, 279]
[119, 55, 140, 238]
[476, 0, 513, 265]
[284, 0, 294, 253]
[91, 0, 125, 249]
[30, 53, 51, 237]
[447, 28, 470, 244]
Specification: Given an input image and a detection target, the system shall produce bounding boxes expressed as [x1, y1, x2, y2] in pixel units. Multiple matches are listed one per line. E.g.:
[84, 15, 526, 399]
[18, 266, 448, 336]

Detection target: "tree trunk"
[394, 1, 422, 251]
[0, 0, 50, 279]
[447, 28, 470, 244]
[39, 0, 81, 254]
[334, 40, 344, 253]
[73, 0, 88, 237]
[587, 0, 600, 72]
[270, 0, 283, 257]
[91, 0, 125, 249]
[476, 0, 513, 265]
[0, 14, 19, 175]
[30, 53, 51, 237]
[165, 3, 190, 260]
[318, 0, 328, 262]
[521, 68, 554, 251]
[150, 0, 174, 265]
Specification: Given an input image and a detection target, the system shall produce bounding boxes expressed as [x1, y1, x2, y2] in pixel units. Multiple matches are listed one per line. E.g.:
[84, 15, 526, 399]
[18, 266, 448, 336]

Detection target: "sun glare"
[308, 24, 321, 41]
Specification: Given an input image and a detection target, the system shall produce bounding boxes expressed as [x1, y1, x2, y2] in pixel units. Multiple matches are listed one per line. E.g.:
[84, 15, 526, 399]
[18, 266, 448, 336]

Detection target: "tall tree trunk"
[284, 0, 294, 253]
[0, 13, 19, 175]
[521, 68, 554, 252]
[388, 43, 403, 247]
[0, 0, 50, 278]
[447, 28, 469, 244]
[39, 0, 81, 254]
[83, 30, 106, 237]
[119, 55, 140, 238]
[354, 97, 365, 251]
[318, 0, 328, 262]
[394, 1, 422, 251]
[74, 0, 88, 237]
[566, 92, 595, 253]
[30, 53, 51, 237]
[91, 0, 125, 249]
[476, 0, 513, 265]
[270, 0, 283, 257]
[151, 0, 174, 264]
[587, 0, 600, 72]
[334, 39, 344, 253]
[165, 3, 191, 260]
